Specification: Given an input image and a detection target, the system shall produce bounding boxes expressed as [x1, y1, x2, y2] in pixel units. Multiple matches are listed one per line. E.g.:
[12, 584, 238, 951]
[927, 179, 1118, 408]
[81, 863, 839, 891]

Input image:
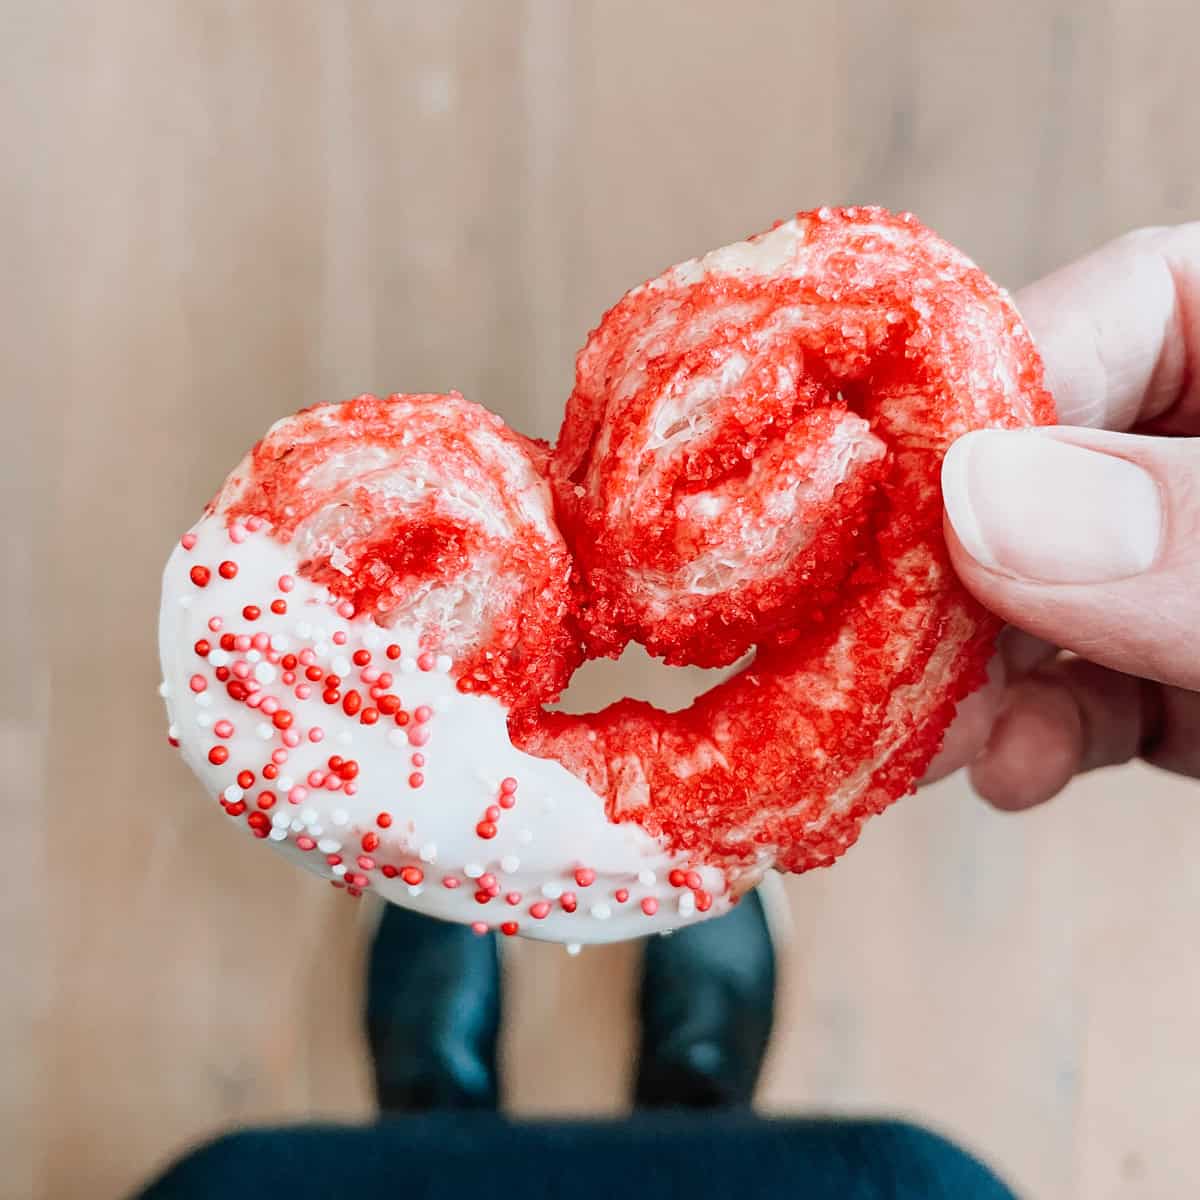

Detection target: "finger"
[969, 658, 1160, 811]
[942, 426, 1200, 690]
[921, 657, 1006, 783]
[1015, 222, 1200, 432]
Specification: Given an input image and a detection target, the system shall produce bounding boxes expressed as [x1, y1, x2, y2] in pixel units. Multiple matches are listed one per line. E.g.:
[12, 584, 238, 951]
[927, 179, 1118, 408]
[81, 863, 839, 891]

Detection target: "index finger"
[1014, 222, 1200, 434]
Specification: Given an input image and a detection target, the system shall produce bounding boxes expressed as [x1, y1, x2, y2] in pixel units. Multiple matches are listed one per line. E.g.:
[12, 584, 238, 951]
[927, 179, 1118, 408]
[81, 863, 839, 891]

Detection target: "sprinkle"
[443, 877, 461, 889]
[214, 720, 234, 739]
[407, 726, 430, 748]
[500, 922, 519, 937]
[336, 601, 355, 619]
[207, 746, 229, 765]
[308, 727, 325, 743]
[574, 868, 595, 888]
[401, 866, 424, 886]
[566, 943, 582, 957]
[435, 654, 453, 672]
[282, 730, 301, 748]
[181, 532, 197, 550]
[475, 820, 496, 840]
[638, 870, 657, 887]
[218, 560, 238, 580]
[278, 574, 294, 592]
[223, 784, 244, 802]
[272, 811, 290, 829]
[387, 729, 408, 748]
[417, 651, 436, 671]
[464, 863, 484, 879]
[679, 892, 696, 917]
[332, 630, 347, 646]
[540, 882, 563, 900]
[254, 663, 277, 684]
[331, 808, 349, 826]
[500, 855, 520, 874]
[189, 565, 211, 587]
[641, 897, 659, 916]
[269, 827, 288, 841]
[287, 786, 308, 804]
[615, 889, 629, 904]
[419, 843, 438, 863]
[530, 901, 551, 920]
[409, 772, 424, 788]
[685, 870, 703, 891]
[228, 524, 247, 544]
[331, 863, 347, 877]
[471, 922, 488, 936]
[208, 649, 230, 667]
[591, 903, 612, 921]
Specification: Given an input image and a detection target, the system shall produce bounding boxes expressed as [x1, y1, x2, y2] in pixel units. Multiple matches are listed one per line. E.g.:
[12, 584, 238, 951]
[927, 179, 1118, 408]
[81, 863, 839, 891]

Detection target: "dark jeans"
[138, 1112, 1016, 1200]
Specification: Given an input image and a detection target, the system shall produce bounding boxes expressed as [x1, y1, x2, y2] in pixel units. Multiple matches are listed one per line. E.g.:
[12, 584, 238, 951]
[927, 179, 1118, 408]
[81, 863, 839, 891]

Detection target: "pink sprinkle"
[414, 705, 433, 723]
[343, 782, 357, 796]
[282, 730, 301, 748]
[360, 667, 381, 684]
[180, 532, 198, 550]
[299, 649, 316, 666]
[288, 786, 308, 804]
[357, 855, 376, 871]
[485, 806, 501, 822]
[278, 575, 294, 593]
[260, 696, 279, 715]
[408, 772, 424, 788]
[246, 515, 264, 531]
[505, 892, 521, 906]
[252, 632, 270, 650]
[307, 770, 325, 788]
[229, 524, 247, 544]
[294, 684, 312, 700]
[246, 691, 264, 709]
[308, 727, 325, 743]
[369, 687, 385, 701]
[471, 922, 488, 936]
[332, 630, 347, 645]
[498, 793, 516, 810]
[245, 680, 261, 694]
[641, 897, 659, 916]
[188, 674, 207, 693]
[615, 888, 629, 903]
[234, 635, 251, 652]
[500, 777, 518, 795]
[443, 877, 461, 890]
[296, 835, 316, 850]
[283, 672, 297, 686]
[377, 672, 394, 688]
[574, 868, 595, 888]
[530, 901, 551, 920]
[208, 616, 223, 632]
[326, 774, 342, 791]
[337, 601, 355, 618]
[214, 720, 234, 739]
[271, 748, 288, 764]
[417, 651, 436, 671]
[408, 726, 430, 748]
[411, 753, 425, 767]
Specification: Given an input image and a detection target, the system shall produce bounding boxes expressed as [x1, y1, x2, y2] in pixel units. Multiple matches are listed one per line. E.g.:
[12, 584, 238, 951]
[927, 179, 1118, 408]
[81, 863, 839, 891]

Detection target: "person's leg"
[365, 903, 501, 1111]
[137, 1114, 1017, 1200]
[635, 885, 777, 1107]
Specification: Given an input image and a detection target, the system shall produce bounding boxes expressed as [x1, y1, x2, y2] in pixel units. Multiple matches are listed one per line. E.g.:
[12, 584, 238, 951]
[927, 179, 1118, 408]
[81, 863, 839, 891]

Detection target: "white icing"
[160, 519, 726, 943]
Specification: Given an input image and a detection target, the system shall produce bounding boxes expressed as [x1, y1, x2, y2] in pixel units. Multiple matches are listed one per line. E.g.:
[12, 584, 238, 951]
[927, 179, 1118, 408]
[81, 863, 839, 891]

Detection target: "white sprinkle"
[419, 843, 438, 863]
[317, 838, 341, 854]
[270, 634, 289, 652]
[208, 649, 230, 667]
[464, 863, 484, 879]
[291, 819, 305, 833]
[331, 809, 348, 827]
[638, 870, 657, 887]
[277, 775, 294, 792]
[678, 892, 696, 917]
[331, 655, 351, 676]
[256, 722, 273, 740]
[223, 785, 244, 802]
[195, 695, 212, 711]
[272, 811, 290, 828]
[300, 807, 317, 825]
[433, 695, 452, 713]
[407, 885, 424, 898]
[387, 729, 408, 749]
[331, 863, 347, 877]
[566, 943, 582, 957]
[254, 662, 276, 684]
[196, 712, 212, 728]
[500, 855, 520, 874]
[435, 654, 452, 673]
[246, 649, 262, 664]
[337, 730, 353, 746]
[269, 827, 288, 842]
[518, 829, 534, 845]
[296, 622, 313, 639]
[591, 903, 612, 921]
[314, 641, 329, 657]
[307, 823, 323, 837]
[541, 882, 563, 900]
[157, 681, 170, 697]
[362, 628, 383, 649]
[399, 657, 417, 674]
[177, 595, 193, 609]
[167, 723, 179, 739]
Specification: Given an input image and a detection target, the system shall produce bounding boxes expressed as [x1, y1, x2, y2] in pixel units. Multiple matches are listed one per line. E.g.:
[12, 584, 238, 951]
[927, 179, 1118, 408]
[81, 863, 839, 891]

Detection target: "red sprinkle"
[207, 745, 229, 765]
[500, 922, 519, 936]
[574, 868, 596, 888]
[641, 897, 659, 916]
[362, 832, 380, 852]
[401, 866, 424, 886]
[218, 560, 238, 579]
[475, 820, 497, 840]
[189, 565, 211, 587]
[376, 812, 392, 828]
[194, 639, 211, 657]
[530, 901, 551, 920]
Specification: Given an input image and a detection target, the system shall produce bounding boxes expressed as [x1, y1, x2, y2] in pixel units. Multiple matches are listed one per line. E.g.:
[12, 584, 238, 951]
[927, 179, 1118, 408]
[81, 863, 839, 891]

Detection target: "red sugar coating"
[195, 208, 1052, 887]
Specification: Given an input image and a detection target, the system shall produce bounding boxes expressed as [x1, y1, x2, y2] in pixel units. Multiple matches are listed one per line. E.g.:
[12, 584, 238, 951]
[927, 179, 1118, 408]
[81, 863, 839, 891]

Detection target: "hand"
[925, 223, 1200, 809]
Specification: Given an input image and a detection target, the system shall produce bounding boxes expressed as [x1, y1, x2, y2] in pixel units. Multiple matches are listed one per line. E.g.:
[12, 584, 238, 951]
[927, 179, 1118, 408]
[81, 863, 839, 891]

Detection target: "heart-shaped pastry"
[159, 207, 1053, 943]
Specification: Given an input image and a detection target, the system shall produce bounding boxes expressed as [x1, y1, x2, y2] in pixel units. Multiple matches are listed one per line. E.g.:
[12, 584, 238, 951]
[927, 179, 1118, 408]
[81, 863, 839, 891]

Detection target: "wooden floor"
[9, 3, 1200, 1198]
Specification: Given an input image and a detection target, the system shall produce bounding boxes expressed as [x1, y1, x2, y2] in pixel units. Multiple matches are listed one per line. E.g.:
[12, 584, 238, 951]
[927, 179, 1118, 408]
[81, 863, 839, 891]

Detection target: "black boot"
[634, 886, 777, 1109]
[365, 904, 501, 1113]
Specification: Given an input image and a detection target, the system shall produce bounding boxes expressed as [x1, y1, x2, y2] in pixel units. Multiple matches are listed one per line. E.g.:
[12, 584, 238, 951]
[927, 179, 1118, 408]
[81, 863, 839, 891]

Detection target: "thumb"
[942, 425, 1200, 690]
